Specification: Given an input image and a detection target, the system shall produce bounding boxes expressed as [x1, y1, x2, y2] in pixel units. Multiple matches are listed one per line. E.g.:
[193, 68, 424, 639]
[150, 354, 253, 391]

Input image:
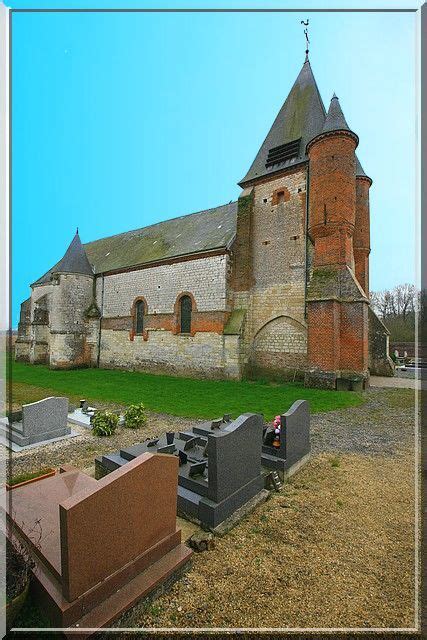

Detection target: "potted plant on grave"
[91, 410, 120, 437]
[4, 534, 36, 627]
[124, 403, 147, 429]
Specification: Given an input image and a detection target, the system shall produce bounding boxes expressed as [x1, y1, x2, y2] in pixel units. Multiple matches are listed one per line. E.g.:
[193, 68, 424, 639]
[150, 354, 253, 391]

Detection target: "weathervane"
[301, 19, 310, 59]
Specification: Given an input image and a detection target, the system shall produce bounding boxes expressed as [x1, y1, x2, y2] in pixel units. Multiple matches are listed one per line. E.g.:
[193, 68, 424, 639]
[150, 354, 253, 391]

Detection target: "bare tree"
[370, 284, 418, 320]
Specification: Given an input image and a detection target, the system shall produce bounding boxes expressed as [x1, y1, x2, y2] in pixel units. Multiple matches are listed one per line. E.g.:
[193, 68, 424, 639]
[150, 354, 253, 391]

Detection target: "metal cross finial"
[301, 19, 310, 58]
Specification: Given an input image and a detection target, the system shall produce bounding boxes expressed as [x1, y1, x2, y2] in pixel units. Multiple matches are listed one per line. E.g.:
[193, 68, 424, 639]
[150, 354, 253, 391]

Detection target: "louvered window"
[265, 138, 301, 168]
[135, 300, 145, 334]
[180, 296, 192, 334]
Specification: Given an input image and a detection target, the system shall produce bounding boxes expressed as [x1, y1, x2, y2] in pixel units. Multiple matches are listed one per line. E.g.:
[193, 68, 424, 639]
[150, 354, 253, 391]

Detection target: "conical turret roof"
[239, 58, 326, 186]
[321, 93, 353, 135]
[53, 230, 93, 276]
[355, 155, 366, 176]
[31, 231, 93, 286]
[355, 154, 371, 183]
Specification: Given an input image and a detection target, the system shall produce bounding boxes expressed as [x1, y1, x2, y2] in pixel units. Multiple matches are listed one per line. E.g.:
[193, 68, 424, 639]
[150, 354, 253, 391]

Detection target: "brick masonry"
[354, 176, 371, 294]
[305, 130, 370, 386]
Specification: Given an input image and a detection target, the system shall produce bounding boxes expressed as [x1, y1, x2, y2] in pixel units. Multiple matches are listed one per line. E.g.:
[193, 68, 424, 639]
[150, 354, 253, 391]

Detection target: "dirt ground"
[6, 387, 418, 630]
[129, 450, 415, 629]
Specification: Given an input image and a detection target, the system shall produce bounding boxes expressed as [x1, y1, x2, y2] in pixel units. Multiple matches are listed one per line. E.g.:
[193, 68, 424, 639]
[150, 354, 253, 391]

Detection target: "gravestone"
[262, 400, 310, 477]
[5, 453, 192, 631]
[0, 397, 70, 447]
[96, 413, 265, 530]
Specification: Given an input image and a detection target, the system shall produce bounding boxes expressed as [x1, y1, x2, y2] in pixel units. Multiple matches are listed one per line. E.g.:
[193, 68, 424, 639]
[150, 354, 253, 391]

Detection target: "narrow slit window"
[180, 295, 192, 334]
[135, 300, 145, 334]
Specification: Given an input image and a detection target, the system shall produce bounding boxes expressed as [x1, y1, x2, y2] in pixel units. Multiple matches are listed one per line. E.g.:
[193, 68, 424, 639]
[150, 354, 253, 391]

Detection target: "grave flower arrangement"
[272, 415, 281, 448]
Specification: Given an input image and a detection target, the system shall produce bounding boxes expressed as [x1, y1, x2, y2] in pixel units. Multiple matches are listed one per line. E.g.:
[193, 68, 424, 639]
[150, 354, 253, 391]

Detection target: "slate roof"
[321, 93, 353, 134]
[355, 154, 370, 179]
[32, 202, 238, 286]
[239, 58, 327, 186]
[32, 232, 93, 286]
[31, 62, 370, 288]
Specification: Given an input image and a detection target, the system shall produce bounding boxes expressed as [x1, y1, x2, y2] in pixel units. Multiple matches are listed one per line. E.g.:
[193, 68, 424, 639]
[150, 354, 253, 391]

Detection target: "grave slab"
[97, 413, 265, 530]
[67, 407, 125, 430]
[5, 454, 192, 634]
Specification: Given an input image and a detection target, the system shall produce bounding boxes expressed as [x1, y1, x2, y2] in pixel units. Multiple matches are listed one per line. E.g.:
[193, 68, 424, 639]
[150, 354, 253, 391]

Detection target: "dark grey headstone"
[157, 444, 176, 454]
[207, 413, 263, 503]
[178, 450, 188, 466]
[280, 400, 310, 471]
[184, 437, 198, 451]
[189, 461, 207, 477]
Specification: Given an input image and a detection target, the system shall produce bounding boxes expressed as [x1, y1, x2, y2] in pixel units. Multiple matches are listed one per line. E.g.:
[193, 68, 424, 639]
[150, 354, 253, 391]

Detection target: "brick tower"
[305, 94, 370, 389]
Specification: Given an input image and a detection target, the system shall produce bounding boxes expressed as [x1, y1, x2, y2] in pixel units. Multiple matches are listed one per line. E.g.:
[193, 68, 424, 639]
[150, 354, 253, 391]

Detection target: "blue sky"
[10, 3, 417, 326]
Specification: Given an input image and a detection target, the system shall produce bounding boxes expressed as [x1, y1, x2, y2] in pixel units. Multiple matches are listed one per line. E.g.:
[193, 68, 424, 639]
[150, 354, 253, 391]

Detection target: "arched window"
[135, 300, 145, 335]
[179, 295, 192, 334]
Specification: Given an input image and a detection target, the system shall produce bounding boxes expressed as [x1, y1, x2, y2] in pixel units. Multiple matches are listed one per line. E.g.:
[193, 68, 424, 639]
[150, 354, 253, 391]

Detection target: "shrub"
[124, 403, 147, 429]
[91, 410, 119, 437]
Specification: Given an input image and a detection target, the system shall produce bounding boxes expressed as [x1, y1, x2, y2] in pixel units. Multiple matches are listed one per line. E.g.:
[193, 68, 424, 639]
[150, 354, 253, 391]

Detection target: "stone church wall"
[96, 254, 240, 378]
[98, 330, 241, 379]
[97, 255, 229, 316]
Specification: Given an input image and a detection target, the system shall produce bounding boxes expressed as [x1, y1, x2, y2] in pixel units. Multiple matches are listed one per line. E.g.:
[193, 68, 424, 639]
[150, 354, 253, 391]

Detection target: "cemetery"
[96, 401, 311, 530]
[3, 369, 416, 632]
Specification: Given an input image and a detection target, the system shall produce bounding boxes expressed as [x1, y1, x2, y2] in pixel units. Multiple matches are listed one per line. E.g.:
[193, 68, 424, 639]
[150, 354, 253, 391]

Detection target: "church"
[15, 54, 394, 389]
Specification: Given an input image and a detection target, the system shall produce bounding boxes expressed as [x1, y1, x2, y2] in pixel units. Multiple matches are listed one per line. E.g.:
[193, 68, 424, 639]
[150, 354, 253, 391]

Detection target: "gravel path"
[311, 387, 416, 455]
[121, 449, 416, 630]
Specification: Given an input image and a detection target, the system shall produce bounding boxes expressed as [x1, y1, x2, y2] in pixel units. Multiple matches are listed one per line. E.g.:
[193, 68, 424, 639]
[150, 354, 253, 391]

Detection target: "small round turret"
[354, 157, 372, 294]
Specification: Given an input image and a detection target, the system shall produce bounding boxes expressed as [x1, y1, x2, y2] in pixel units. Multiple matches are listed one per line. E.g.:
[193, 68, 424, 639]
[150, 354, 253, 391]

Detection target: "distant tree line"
[370, 284, 420, 342]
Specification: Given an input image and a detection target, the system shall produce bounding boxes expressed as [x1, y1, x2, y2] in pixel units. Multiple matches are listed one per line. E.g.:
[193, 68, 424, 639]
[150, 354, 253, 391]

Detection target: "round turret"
[306, 94, 358, 270]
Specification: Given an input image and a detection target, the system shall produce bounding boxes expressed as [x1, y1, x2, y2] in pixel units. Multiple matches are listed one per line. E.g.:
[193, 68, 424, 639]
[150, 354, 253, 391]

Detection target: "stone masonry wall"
[96, 255, 229, 317]
[99, 329, 241, 379]
[94, 254, 240, 378]
[234, 168, 309, 377]
[49, 274, 94, 368]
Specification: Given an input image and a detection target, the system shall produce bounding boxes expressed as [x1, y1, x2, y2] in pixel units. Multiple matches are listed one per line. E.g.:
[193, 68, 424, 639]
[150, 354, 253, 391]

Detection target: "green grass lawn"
[11, 362, 363, 421]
